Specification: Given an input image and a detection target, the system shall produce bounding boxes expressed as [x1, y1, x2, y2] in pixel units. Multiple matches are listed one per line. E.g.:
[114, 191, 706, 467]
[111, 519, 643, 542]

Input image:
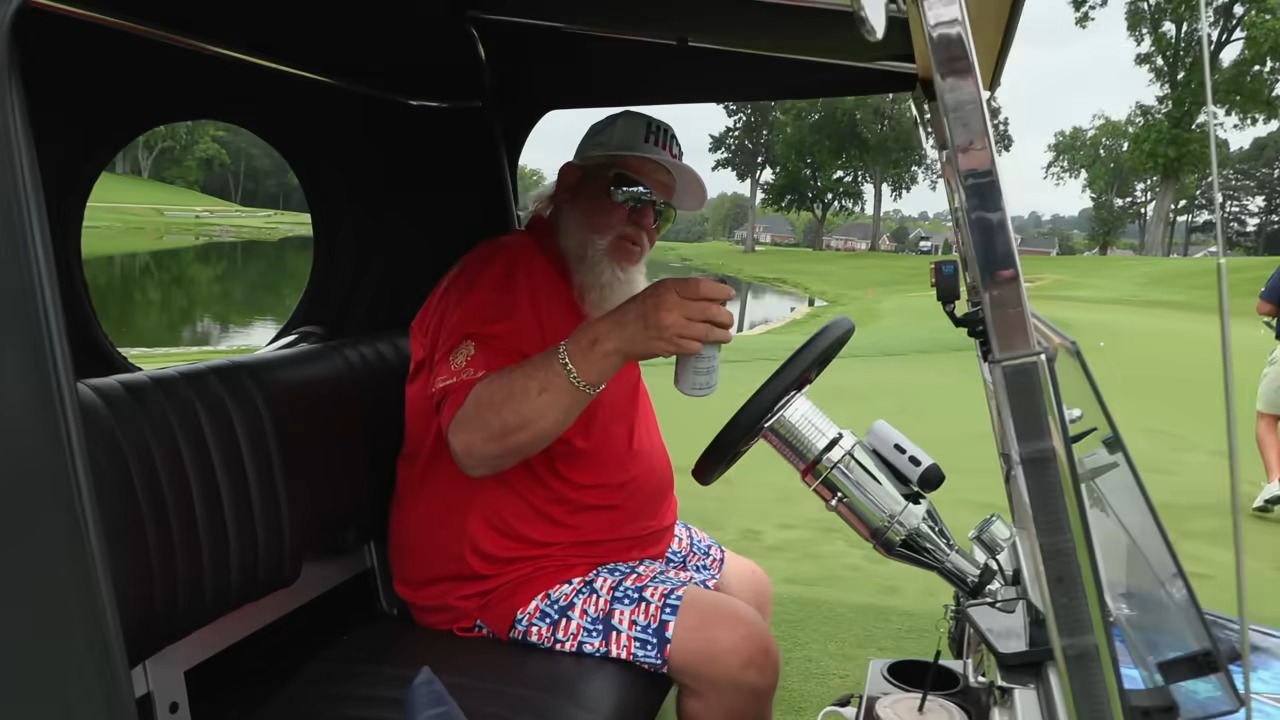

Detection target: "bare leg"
[1257, 412, 1280, 483]
[668, 586, 779, 720]
[715, 550, 773, 622]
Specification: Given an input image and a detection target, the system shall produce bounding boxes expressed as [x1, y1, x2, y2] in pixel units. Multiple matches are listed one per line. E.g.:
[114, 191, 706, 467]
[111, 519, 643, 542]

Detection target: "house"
[810, 221, 957, 253]
[1016, 234, 1059, 256]
[733, 214, 795, 246]
[823, 221, 876, 251]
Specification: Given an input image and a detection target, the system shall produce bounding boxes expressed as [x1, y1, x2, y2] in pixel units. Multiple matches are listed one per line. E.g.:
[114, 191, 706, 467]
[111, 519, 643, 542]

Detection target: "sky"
[517, 1, 1273, 219]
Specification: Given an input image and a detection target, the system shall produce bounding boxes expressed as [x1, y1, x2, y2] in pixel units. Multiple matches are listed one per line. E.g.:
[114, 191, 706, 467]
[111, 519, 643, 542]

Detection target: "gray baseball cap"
[573, 109, 709, 212]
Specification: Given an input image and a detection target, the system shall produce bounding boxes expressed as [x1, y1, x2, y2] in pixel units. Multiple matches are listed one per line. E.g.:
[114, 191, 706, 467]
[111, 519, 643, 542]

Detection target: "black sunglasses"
[607, 172, 677, 236]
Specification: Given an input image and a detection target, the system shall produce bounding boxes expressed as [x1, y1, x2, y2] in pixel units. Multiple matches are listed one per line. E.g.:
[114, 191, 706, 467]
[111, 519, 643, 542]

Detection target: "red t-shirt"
[387, 216, 678, 637]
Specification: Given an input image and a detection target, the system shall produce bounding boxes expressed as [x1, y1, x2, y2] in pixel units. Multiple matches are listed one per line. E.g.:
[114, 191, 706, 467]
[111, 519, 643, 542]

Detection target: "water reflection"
[647, 259, 827, 334]
[82, 235, 313, 349]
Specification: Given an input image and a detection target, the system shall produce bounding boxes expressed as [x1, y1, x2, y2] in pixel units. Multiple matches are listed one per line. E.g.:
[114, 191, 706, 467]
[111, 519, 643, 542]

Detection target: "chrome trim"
[968, 513, 1014, 560]
[130, 549, 370, 718]
[762, 394, 1002, 600]
[916, 0, 1125, 714]
[907, 87, 933, 157]
[1009, 525, 1070, 720]
[465, 23, 518, 231]
[26, 0, 481, 108]
[255, 325, 328, 354]
[469, 12, 919, 75]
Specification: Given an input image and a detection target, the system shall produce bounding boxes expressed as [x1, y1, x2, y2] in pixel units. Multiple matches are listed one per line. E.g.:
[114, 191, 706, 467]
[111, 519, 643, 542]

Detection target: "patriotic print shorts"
[481, 520, 725, 674]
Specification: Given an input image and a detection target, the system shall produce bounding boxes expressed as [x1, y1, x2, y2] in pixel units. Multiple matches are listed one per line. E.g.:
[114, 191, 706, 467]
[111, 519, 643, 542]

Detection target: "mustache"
[557, 226, 649, 318]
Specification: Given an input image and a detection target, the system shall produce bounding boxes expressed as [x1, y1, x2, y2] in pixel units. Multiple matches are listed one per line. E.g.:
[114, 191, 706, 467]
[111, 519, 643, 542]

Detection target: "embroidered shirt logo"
[449, 339, 475, 371]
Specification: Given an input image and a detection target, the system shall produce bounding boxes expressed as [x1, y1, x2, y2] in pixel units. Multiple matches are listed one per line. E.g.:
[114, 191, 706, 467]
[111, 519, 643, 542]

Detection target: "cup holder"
[881, 659, 964, 695]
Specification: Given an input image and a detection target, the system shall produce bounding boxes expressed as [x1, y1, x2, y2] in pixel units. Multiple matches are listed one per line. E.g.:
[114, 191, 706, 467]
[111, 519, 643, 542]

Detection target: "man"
[1254, 264, 1280, 512]
[388, 109, 780, 719]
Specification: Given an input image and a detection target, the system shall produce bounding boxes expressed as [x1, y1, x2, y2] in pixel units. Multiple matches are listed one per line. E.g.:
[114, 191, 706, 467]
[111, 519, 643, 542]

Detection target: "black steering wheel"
[691, 315, 856, 487]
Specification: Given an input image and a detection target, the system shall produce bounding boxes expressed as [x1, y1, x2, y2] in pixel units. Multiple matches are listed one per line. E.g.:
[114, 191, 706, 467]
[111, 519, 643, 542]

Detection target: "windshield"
[1033, 314, 1243, 719]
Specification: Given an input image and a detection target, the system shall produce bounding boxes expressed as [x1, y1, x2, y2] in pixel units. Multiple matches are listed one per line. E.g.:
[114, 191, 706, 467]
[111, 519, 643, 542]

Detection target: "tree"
[708, 102, 780, 253]
[207, 123, 292, 208]
[156, 122, 231, 194]
[122, 122, 227, 182]
[852, 94, 934, 250]
[108, 120, 307, 212]
[704, 191, 751, 241]
[1238, 129, 1280, 254]
[1044, 110, 1147, 255]
[988, 95, 1015, 155]
[129, 126, 179, 179]
[516, 165, 547, 210]
[1044, 226, 1080, 254]
[662, 210, 711, 243]
[761, 99, 868, 250]
[1075, 207, 1093, 235]
[1068, 0, 1280, 255]
[1195, 129, 1280, 255]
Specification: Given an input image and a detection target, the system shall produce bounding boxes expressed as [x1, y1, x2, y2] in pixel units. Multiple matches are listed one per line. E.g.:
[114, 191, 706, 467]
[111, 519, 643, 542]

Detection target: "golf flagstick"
[1196, 0, 1250, 711]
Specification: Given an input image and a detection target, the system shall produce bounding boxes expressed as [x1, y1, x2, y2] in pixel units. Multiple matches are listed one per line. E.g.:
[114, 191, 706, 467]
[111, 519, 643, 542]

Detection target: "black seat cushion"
[76, 331, 411, 666]
[247, 618, 673, 720]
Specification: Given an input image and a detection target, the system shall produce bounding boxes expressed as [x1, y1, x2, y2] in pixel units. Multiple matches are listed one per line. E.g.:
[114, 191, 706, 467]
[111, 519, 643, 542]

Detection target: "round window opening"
[81, 120, 313, 369]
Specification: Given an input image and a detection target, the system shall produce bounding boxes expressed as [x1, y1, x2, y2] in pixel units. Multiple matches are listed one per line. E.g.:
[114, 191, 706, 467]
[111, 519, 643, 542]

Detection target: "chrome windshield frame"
[913, 0, 1127, 717]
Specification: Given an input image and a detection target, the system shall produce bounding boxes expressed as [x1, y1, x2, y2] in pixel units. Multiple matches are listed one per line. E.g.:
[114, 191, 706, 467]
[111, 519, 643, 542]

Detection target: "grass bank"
[83, 172, 311, 258]
[127, 347, 259, 370]
[646, 241, 1280, 717]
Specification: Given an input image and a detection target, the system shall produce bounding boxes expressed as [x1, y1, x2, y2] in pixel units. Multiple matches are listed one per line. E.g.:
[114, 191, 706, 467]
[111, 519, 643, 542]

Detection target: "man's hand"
[589, 277, 736, 364]
[445, 277, 735, 477]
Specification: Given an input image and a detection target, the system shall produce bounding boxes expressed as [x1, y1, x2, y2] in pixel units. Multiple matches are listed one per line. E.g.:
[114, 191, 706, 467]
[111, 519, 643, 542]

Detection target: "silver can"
[674, 274, 731, 397]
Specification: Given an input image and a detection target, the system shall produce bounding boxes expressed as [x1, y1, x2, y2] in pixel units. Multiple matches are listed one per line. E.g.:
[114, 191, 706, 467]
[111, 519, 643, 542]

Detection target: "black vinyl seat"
[76, 330, 672, 720]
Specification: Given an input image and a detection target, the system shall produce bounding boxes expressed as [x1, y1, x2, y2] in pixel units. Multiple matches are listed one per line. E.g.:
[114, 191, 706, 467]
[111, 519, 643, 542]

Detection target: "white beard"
[557, 215, 650, 318]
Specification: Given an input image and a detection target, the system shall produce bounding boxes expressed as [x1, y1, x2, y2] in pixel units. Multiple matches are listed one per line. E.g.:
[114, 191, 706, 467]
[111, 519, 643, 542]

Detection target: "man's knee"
[720, 550, 773, 621]
[668, 587, 780, 697]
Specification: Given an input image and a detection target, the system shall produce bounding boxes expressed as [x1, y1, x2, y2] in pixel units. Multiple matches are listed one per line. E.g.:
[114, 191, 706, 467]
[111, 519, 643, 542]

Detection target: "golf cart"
[1, 0, 1271, 719]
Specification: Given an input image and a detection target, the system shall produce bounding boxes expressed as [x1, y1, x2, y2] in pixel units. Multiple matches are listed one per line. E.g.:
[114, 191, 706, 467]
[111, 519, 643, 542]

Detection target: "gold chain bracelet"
[556, 340, 606, 395]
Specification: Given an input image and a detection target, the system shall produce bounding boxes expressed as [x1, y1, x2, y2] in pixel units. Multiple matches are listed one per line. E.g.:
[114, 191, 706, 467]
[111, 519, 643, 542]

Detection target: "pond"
[82, 239, 824, 351]
[647, 259, 826, 335]
[82, 235, 315, 350]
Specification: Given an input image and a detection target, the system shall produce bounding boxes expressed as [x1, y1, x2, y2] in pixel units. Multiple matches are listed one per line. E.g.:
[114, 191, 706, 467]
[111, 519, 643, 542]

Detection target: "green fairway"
[82, 172, 312, 258]
[645, 241, 1280, 718]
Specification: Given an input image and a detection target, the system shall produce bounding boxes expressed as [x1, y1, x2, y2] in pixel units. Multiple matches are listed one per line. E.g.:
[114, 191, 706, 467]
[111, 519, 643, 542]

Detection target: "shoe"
[1251, 481, 1280, 513]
